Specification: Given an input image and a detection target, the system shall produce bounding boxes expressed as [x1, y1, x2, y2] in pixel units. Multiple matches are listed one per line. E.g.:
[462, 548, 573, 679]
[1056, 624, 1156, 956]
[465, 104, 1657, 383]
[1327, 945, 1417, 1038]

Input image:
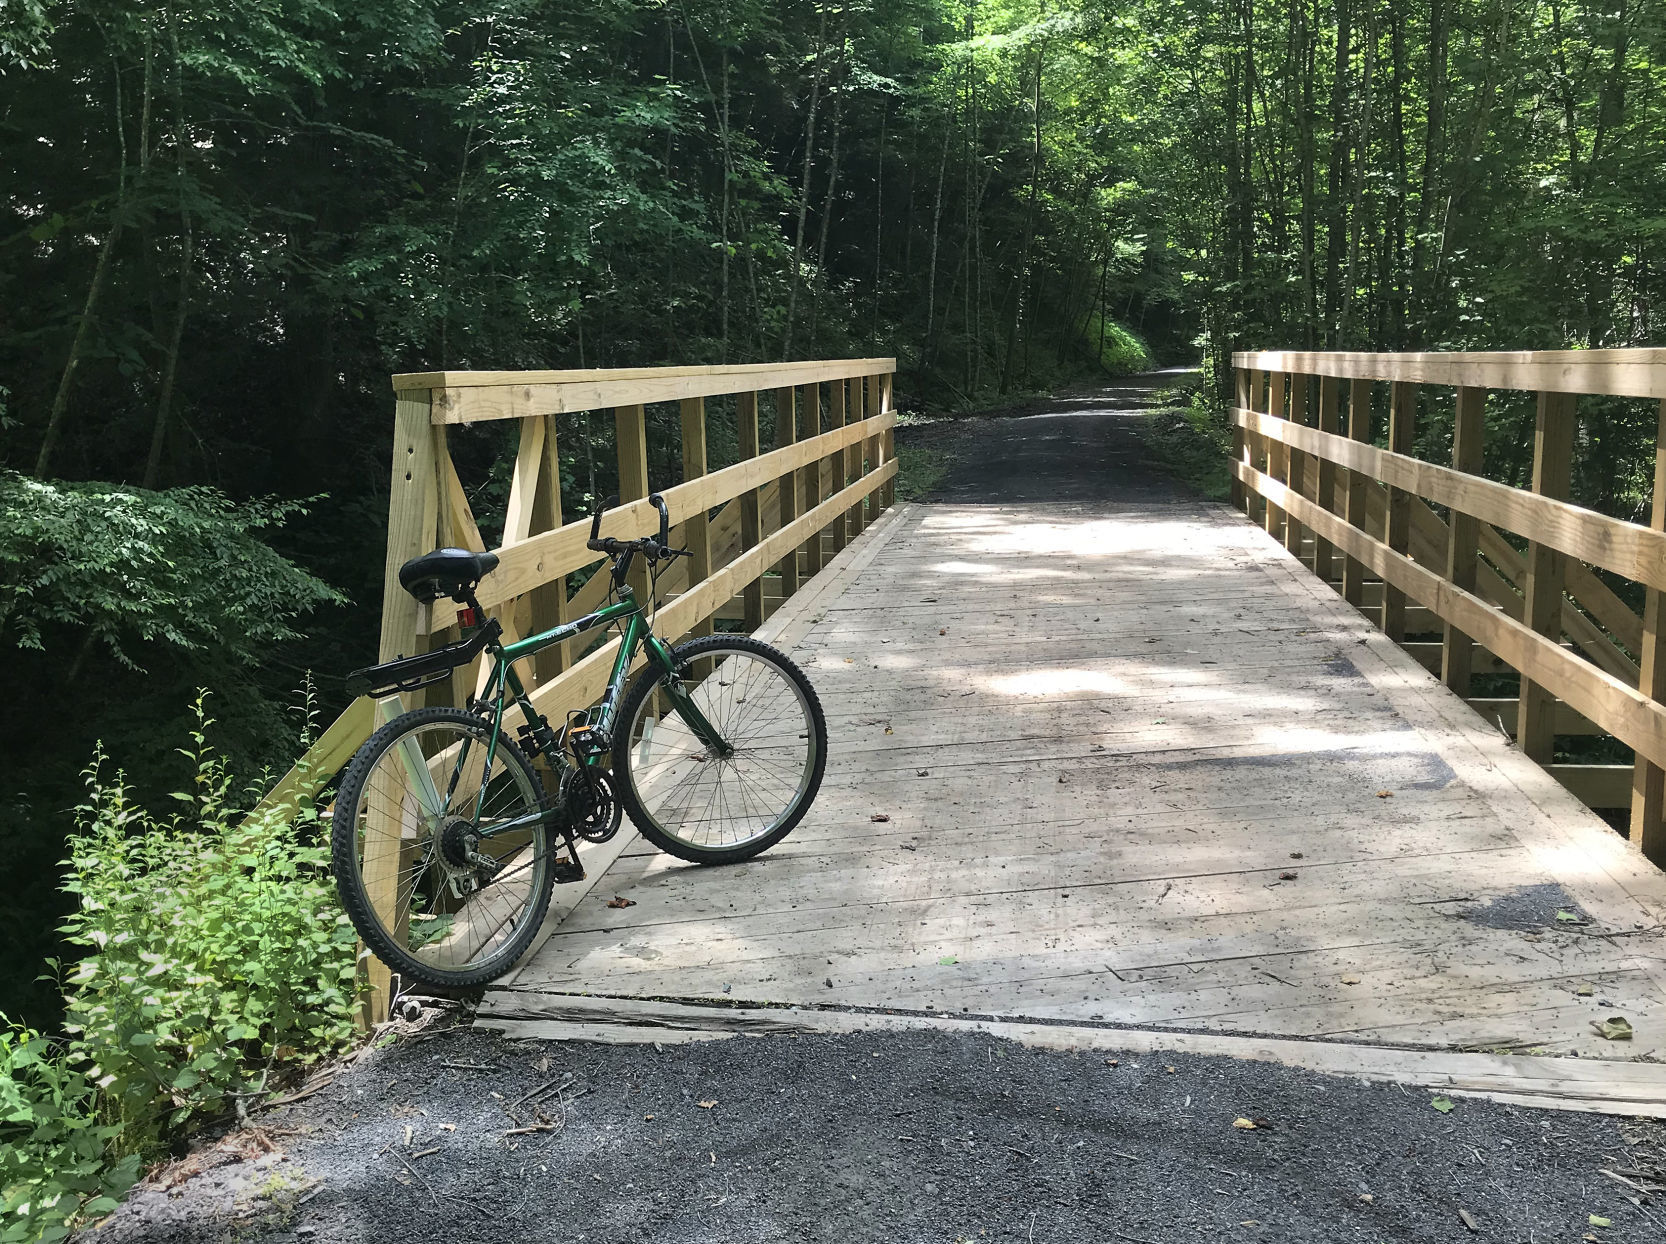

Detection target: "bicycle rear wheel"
[612, 634, 827, 863]
[331, 706, 558, 989]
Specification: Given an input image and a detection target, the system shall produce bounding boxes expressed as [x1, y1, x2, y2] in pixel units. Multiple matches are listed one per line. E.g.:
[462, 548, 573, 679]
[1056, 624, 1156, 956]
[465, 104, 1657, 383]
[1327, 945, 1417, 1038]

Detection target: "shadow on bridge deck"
[484, 387, 1666, 1067]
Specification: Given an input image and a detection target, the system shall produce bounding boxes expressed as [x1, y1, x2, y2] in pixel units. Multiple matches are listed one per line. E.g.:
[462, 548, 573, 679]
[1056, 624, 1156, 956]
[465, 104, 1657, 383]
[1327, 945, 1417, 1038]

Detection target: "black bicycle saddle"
[398, 548, 500, 602]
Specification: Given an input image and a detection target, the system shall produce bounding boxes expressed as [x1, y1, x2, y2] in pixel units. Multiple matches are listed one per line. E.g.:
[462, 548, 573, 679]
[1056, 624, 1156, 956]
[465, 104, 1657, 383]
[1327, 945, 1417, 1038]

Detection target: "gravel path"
[90, 380, 1666, 1243]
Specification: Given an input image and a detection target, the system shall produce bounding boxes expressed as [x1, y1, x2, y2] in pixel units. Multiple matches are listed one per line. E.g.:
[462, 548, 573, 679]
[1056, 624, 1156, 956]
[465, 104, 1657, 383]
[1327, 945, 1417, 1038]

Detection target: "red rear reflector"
[459, 607, 479, 627]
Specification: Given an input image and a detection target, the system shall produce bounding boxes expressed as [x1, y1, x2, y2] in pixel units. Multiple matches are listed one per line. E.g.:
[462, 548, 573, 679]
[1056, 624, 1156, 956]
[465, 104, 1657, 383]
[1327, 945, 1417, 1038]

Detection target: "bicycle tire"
[331, 706, 557, 990]
[612, 634, 828, 864]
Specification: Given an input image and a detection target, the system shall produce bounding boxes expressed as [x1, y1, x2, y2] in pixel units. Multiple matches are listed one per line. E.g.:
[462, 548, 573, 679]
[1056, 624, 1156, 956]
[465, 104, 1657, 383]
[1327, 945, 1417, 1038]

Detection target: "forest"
[2, 0, 1664, 1225]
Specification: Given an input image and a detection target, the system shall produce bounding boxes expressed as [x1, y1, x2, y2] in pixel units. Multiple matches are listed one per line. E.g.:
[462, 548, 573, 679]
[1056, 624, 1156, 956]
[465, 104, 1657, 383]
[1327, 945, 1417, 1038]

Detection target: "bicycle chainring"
[561, 767, 622, 843]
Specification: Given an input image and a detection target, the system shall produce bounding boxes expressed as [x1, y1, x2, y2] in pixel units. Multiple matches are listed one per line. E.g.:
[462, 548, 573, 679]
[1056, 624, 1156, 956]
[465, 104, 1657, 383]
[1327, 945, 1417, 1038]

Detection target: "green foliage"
[1078, 312, 1152, 376]
[1139, 386, 1232, 502]
[0, 1025, 139, 1244]
[0, 473, 343, 671]
[56, 702, 360, 1155]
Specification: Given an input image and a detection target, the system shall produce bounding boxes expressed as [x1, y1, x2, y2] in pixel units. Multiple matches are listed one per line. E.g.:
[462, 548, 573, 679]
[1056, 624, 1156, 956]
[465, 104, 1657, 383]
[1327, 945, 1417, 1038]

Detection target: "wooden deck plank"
[498, 498, 1666, 1066]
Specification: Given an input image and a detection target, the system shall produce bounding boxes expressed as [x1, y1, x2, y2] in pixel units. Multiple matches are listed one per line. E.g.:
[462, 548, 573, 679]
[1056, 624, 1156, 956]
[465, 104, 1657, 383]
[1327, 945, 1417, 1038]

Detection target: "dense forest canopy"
[3, 0, 1665, 1031]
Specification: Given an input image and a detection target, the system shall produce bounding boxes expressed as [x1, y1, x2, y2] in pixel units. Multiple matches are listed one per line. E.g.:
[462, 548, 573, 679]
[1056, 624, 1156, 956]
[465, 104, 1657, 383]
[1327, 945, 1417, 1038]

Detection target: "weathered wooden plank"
[1233, 348, 1666, 399]
[1633, 399, 1666, 860]
[1519, 392, 1577, 764]
[1341, 378, 1371, 606]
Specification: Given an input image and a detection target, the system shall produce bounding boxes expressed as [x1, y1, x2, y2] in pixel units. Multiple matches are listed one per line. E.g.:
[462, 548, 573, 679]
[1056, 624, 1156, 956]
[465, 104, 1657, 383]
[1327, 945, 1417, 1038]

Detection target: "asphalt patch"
[93, 1027, 1663, 1243]
[1459, 882, 1593, 931]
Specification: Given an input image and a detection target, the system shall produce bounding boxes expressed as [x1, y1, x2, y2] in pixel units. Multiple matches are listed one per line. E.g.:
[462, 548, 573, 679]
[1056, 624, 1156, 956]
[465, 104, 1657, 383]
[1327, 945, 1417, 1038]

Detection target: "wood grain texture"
[1234, 348, 1666, 399]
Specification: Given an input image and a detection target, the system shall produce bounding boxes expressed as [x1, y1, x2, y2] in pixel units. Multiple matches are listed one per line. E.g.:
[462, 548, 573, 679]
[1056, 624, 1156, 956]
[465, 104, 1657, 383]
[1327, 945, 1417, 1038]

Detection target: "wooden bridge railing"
[253, 358, 897, 1020]
[1230, 349, 1666, 867]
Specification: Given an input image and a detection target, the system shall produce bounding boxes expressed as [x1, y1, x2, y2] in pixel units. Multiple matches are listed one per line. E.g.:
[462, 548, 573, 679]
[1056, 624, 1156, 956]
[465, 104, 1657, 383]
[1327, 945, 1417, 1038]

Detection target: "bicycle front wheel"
[331, 706, 558, 989]
[613, 635, 828, 863]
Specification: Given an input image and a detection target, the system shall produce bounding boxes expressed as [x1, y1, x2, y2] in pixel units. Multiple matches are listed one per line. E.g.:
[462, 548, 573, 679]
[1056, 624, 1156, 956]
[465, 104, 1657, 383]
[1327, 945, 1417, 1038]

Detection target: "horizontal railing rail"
[1230, 349, 1666, 868]
[251, 359, 898, 1022]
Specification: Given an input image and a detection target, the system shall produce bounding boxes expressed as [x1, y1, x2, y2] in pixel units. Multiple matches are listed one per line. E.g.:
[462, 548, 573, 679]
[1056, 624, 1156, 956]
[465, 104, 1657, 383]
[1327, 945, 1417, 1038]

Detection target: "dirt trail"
[90, 380, 1665, 1243]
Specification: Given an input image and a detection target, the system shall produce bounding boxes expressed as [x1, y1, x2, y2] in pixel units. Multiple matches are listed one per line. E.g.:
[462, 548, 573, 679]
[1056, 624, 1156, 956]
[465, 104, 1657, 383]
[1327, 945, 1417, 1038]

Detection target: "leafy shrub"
[1139, 387, 1233, 500]
[1078, 310, 1153, 375]
[0, 471, 344, 671]
[0, 1025, 138, 1243]
[0, 700, 360, 1241]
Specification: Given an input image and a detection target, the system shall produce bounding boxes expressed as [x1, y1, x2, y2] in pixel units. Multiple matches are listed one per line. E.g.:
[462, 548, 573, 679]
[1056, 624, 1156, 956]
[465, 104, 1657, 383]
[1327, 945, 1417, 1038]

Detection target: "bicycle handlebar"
[585, 493, 690, 564]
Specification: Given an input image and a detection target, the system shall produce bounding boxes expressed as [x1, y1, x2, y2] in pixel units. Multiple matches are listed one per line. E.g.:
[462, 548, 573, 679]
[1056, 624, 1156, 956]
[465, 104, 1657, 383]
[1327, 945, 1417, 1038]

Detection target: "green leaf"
[1430, 1096, 1456, 1113]
[1589, 1215, 1612, 1228]
[937, 955, 958, 965]
[1555, 909, 1581, 923]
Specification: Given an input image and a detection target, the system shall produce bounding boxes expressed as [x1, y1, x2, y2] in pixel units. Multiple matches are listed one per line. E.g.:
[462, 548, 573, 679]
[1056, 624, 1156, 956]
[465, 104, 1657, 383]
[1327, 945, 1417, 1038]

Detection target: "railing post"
[680, 397, 712, 643]
[1314, 376, 1340, 581]
[366, 386, 441, 1027]
[1631, 397, 1666, 864]
[1518, 391, 1578, 764]
[829, 379, 849, 553]
[1231, 366, 1249, 512]
[1284, 374, 1308, 558]
[615, 403, 651, 605]
[1341, 378, 1372, 607]
[737, 392, 764, 630]
[879, 371, 896, 511]
[1383, 381, 1418, 640]
[1441, 387, 1486, 695]
[848, 375, 868, 535]
[774, 387, 800, 598]
[1263, 372, 1287, 541]
[800, 384, 824, 577]
[866, 373, 885, 524]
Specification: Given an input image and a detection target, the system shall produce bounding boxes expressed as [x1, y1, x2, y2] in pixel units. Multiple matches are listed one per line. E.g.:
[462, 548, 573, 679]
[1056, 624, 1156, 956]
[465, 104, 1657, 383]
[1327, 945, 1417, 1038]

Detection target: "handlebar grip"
[648, 492, 670, 546]
[589, 494, 620, 544]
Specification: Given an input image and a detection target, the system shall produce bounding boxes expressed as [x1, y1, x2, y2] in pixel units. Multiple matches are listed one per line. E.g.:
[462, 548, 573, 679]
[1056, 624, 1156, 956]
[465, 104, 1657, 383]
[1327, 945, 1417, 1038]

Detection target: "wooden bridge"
[270, 352, 1666, 1112]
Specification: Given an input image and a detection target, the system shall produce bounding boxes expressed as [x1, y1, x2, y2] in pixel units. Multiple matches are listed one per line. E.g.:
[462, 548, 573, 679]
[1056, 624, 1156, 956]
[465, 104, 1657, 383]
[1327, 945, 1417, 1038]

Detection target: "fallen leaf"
[697, 1100, 717, 1109]
[1431, 1096, 1456, 1113]
[1589, 1215, 1612, 1228]
[1376, 790, 1393, 798]
[1341, 975, 1362, 985]
[1592, 1016, 1634, 1041]
[1557, 909, 1582, 923]
[1240, 1221, 1260, 1228]
[1458, 1208, 1479, 1232]
[916, 769, 929, 777]
[844, 657, 854, 663]
[1233, 1117, 1257, 1130]
[607, 896, 636, 909]
[1058, 774, 1068, 784]
[1358, 1194, 1373, 1204]
[938, 628, 947, 636]
[1278, 871, 1298, 881]
[1165, 1066, 1177, 1074]
[1104, 1058, 1119, 1067]
[1575, 982, 1595, 996]
[644, 1114, 654, 1121]
[937, 955, 958, 965]
[1289, 852, 1304, 859]
[883, 726, 894, 735]
[871, 813, 891, 823]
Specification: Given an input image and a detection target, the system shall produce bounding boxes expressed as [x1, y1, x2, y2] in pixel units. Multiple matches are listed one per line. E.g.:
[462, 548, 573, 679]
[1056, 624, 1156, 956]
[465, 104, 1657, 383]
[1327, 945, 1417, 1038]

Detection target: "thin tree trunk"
[780, 7, 829, 359]
[37, 29, 154, 478]
[1339, 3, 1375, 345]
[922, 114, 951, 367]
[1000, 41, 1044, 393]
[143, 10, 191, 489]
[1323, 0, 1352, 345]
[872, 103, 887, 332]
[1409, 0, 1445, 335]
[808, 87, 844, 344]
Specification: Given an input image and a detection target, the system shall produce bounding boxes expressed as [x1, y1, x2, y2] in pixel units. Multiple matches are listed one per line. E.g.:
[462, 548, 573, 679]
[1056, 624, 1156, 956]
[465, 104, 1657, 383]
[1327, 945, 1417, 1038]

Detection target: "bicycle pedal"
[552, 857, 586, 884]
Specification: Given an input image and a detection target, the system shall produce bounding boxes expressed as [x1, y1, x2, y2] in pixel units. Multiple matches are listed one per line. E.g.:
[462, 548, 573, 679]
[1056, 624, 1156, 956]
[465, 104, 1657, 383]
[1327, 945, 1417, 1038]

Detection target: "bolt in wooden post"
[1342, 378, 1372, 608]
[829, 380, 849, 553]
[774, 387, 799, 600]
[1630, 397, 1666, 865]
[681, 396, 712, 643]
[1313, 376, 1340, 582]
[1441, 387, 1486, 696]
[614, 403, 651, 604]
[1263, 372, 1287, 542]
[1518, 391, 1578, 765]
[1284, 375, 1308, 558]
[737, 391, 764, 630]
[1382, 381, 1418, 640]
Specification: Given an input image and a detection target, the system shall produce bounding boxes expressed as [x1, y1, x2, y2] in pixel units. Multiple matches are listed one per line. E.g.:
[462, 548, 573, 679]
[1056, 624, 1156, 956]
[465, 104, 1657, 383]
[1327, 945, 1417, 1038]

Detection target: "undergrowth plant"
[1, 697, 360, 1242]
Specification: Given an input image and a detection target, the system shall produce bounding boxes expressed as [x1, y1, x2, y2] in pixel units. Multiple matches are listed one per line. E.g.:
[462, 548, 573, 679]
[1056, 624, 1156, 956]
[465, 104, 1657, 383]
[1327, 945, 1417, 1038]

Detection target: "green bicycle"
[332, 494, 828, 990]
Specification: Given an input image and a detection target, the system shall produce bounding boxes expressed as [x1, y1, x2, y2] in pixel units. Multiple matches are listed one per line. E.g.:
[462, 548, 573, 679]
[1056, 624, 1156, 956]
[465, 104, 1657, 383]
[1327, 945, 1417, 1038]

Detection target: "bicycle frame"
[433, 585, 731, 843]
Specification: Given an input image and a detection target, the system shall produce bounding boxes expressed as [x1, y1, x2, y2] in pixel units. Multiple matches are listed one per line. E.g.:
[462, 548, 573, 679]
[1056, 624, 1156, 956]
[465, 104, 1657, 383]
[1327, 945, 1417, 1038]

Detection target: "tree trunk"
[1000, 41, 1044, 393]
[780, 7, 829, 360]
[143, 10, 192, 489]
[1323, 0, 1352, 346]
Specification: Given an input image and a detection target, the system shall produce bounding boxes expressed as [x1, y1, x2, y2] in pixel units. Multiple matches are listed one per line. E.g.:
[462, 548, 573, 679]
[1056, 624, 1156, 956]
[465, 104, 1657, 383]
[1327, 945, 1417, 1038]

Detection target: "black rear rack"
[346, 619, 502, 697]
